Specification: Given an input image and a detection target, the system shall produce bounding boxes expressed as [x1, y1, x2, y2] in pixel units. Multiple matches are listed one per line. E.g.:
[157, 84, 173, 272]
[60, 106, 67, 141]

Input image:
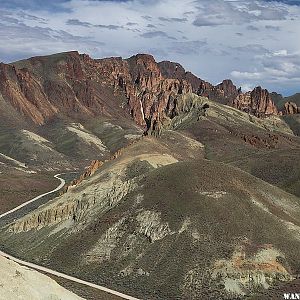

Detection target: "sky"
[0, 0, 300, 96]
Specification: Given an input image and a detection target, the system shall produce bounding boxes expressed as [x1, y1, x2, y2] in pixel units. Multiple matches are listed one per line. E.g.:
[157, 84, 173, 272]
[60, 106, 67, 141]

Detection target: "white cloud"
[240, 83, 255, 92]
[192, 0, 290, 27]
[231, 71, 262, 80]
[231, 49, 300, 93]
[273, 49, 288, 56]
[0, 0, 300, 95]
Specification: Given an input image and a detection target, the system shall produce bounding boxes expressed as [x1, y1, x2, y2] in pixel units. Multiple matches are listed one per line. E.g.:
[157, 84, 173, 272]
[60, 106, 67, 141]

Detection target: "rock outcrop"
[94, 54, 193, 131]
[67, 160, 103, 190]
[232, 86, 278, 116]
[0, 63, 57, 125]
[0, 52, 283, 131]
[159, 61, 278, 116]
[241, 133, 280, 149]
[63, 136, 143, 194]
[159, 60, 212, 94]
[284, 101, 300, 115]
[195, 79, 241, 105]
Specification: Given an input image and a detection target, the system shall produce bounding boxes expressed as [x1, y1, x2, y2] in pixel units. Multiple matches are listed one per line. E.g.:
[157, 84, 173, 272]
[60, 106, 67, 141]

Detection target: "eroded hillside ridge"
[7, 136, 179, 233]
[0, 52, 193, 132]
[63, 136, 143, 193]
[284, 101, 300, 115]
[1, 51, 297, 133]
[159, 61, 279, 116]
[4, 157, 300, 299]
[0, 63, 57, 125]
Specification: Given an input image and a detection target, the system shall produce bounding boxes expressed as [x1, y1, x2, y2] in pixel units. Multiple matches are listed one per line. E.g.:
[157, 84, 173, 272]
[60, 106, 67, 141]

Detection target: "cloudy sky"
[0, 0, 300, 95]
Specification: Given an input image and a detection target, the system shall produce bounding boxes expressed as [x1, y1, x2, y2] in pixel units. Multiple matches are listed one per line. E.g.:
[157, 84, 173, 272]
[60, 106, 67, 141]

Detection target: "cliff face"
[0, 52, 193, 132]
[94, 54, 193, 131]
[158, 61, 279, 115]
[0, 52, 283, 131]
[213, 79, 241, 104]
[232, 86, 278, 116]
[0, 52, 115, 125]
[12, 51, 121, 119]
[284, 101, 300, 115]
[0, 63, 57, 125]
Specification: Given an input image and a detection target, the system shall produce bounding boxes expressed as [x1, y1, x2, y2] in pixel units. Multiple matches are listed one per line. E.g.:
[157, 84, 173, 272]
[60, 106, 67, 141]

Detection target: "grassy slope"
[1, 135, 300, 299]
[168, 95, 300, 197]
[282, 114, 300, 136]
[0, 171, 58, 214]
[1, 93, 300, 299]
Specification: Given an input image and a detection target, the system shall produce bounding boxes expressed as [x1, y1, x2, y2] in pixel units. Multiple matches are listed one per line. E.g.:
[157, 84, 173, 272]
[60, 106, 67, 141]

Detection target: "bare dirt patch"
[0, 172, 58, 214]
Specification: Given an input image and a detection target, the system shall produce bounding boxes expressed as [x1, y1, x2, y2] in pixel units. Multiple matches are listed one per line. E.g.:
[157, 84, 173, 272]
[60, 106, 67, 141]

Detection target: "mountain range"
[0, 51, 299, 300]
[0, 51, 299, 130]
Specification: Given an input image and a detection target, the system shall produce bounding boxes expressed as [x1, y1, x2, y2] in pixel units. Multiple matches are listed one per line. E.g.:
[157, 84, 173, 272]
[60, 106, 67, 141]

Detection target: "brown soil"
[0, 171, 58, 214]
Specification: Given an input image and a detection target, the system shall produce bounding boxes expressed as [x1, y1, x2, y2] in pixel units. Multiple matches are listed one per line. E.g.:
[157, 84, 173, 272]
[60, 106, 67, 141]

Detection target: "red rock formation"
[158, 61, 186, 80]
[93, 54, 193, 130]
[242, 133, 279, 149]
[284, 102, 300, 115]
[159, 60, 214, 97]
[67, 160, 103, 190]
[230, 130, 284, 149]
[159, 61, 279, 116]
[0, 63, 57, 125]
[0, 52, 280, 130]
[215, 80, 241, 102]
[232, 87, 278, 116]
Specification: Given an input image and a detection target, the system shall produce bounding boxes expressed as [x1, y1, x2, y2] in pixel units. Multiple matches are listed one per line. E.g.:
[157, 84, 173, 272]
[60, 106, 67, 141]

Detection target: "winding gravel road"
[0, 173, 140, 300]
[0, 174, 66, 219]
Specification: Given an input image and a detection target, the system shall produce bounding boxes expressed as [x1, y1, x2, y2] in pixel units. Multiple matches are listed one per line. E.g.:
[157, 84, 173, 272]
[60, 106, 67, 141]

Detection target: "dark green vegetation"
[47, 274, 123, 300]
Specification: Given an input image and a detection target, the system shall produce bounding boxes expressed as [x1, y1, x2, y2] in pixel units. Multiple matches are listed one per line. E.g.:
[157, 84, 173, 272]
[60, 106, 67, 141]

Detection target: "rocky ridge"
[0, 63, 57, 125]
[284, 101, 300, 115]
[231, 86, 278, 117]
[159, 61, 278, 116]
[92, 54, 194, 132]
[1, 51, 296, 136]
[11, 137, 147, 233]
[8, 139, 179, 233]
